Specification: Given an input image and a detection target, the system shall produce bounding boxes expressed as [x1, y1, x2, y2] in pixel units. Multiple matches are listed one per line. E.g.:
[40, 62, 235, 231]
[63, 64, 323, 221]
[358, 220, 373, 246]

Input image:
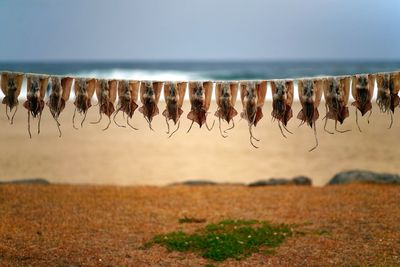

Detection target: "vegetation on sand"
[143, 219, 292, 261]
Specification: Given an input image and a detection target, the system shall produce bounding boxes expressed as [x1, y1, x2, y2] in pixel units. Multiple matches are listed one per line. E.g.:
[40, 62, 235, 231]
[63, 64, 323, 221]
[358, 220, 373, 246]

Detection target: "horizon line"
[1, 58, 400, 64]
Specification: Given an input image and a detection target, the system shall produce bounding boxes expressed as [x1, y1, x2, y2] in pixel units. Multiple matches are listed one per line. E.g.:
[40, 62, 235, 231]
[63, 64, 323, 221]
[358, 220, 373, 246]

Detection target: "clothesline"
[1, 69, 399, 151]
[2, 69, 399, 83]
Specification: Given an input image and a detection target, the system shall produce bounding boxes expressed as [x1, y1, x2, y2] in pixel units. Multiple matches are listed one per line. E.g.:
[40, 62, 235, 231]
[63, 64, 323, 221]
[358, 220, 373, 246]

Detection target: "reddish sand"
[0, 184, 399, 266]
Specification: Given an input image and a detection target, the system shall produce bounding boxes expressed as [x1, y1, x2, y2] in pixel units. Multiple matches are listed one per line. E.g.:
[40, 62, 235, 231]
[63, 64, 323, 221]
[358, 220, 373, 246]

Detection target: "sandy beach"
[0, 184, 399, 266]
[0, 101, 399, 186]
[1, 0, 399, 265]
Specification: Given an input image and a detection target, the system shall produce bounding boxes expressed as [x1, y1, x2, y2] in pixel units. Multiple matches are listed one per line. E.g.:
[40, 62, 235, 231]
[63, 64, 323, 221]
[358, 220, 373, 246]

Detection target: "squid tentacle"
[309, 123, 318, 152]
[127, 116, 139, 130]
[218, 117, 227, 138]
[168, 120, 180, 138]
[224, 119, 235, 134]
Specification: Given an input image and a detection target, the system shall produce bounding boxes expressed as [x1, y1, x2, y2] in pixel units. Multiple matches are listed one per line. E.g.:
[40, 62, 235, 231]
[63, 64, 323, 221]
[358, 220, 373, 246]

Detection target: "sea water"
[1, 61, 400, 80]
[1, 60, 399, 99]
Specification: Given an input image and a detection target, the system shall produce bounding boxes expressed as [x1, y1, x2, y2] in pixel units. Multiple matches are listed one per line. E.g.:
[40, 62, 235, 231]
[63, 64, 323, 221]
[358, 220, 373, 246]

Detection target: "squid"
[240, 81, 267, 148]
[47, 76, 73, 137]
[323, 77, 351, 134]
[376, 72, 400, 128]
[139, 81, 162, 130]
[24, 75, 49, 138]
[214, 82, 238, 138]
[297, 79, 323, 152]
[113, 80, 140, 130]
[73, 78, 96, 129]
[187, 81, 215, 132]
[1, 72, 24, 124]
[163, 81, 187, 137]
[91, 79, 117, 130]
[351, 74, 375, 132]
[270, 80, 294, 138]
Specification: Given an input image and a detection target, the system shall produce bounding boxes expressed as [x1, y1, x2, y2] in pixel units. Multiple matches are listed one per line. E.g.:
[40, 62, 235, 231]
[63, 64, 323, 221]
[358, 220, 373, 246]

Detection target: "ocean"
[1, 61, 400, 81]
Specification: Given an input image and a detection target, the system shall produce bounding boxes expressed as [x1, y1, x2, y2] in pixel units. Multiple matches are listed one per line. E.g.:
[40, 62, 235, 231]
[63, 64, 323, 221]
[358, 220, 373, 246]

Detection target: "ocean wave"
[73, 69, 209, 81]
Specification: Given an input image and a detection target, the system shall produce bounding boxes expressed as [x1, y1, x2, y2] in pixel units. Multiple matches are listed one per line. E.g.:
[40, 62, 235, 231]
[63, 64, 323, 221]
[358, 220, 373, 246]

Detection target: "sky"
[0, 0, 399, 61]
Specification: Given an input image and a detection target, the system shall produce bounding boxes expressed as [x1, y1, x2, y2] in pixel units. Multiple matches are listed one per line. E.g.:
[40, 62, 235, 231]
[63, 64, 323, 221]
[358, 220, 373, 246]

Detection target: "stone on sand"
[248, 176, 312, 186]
[171, 180, 218, 186]
[0, 178, 50, 185]
[327, 170, 400, 185]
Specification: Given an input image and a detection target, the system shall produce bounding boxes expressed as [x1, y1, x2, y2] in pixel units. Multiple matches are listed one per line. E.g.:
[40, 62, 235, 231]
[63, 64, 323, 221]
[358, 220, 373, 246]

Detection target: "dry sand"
[0, 101, 400, 186]
[0, 184, 399, 266]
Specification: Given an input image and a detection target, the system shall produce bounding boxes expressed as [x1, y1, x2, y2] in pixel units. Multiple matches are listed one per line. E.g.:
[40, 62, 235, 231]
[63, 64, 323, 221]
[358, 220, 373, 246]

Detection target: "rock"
[292, 176, 313, 186]
[169, 180, 246, 186]
[172, 180, 218, 186]
[327, 170, 400, 185]
[248, 178, 292, 187]
[0, 178, 50, 185]
[249, 176, 313, 187]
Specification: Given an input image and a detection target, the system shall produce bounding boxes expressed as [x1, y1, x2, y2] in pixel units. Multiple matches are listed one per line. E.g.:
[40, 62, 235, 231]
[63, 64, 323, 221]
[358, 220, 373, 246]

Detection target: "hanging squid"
[139, 81, 162, 130]
[214, 82, 238, 138]
[270, 80, 294, 138]
[73, 78, 96, 129]
[187, 81, 215, 132]
[323, 77, 351, 134]
[297, 79, 323, 152]
[113, 80, 140, 130]
[351, 74, 375, 132]
[240, 81, 267, 148]
[91, 79, 117, 130]
[376, 72, 400, 128]
[1, 72, 24, 124]
[24, 75, 49, 138]
[163, 81, 187, 137]
[47, 76, 73, 137]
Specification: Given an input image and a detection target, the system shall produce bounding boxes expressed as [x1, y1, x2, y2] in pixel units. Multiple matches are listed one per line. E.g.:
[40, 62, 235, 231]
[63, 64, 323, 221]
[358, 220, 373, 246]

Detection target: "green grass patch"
[143, 219, 292, 261]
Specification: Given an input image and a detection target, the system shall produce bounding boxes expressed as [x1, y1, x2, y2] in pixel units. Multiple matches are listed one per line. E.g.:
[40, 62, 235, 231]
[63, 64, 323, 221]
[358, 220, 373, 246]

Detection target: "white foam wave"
[73, 69, 209, 81]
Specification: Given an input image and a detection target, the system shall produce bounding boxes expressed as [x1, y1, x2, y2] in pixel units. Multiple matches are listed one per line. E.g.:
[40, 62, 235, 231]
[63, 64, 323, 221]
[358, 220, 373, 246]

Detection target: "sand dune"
[0, 101, 399, 186]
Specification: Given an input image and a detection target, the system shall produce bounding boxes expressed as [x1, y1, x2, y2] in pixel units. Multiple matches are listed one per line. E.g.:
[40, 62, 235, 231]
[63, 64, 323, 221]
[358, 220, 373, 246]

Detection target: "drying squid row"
[1, 71, 399, 150]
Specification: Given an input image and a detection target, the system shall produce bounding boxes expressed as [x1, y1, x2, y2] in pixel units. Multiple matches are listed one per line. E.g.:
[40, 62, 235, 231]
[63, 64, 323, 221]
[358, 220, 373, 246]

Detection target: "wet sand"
[0, 184, 399, 266]
[0, 101, 399, 186]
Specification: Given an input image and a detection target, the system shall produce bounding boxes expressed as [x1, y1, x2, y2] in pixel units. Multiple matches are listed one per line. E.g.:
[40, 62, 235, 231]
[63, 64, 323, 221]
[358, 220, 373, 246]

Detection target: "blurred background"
[0, 0, 399, 186]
